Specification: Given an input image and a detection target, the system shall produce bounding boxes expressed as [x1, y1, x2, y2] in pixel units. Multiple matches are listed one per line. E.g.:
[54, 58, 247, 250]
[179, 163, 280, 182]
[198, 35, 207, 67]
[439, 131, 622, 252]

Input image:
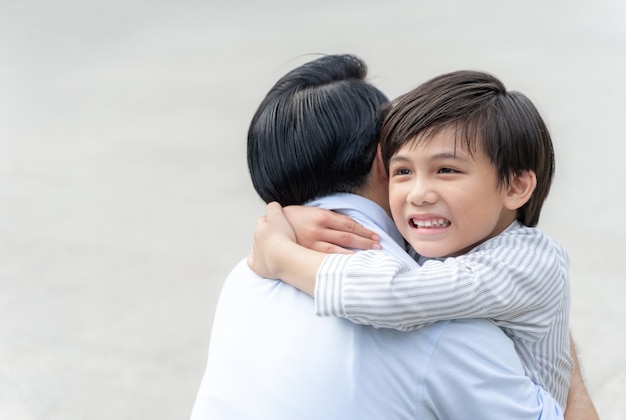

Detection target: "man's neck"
[353, 165, 391, 217]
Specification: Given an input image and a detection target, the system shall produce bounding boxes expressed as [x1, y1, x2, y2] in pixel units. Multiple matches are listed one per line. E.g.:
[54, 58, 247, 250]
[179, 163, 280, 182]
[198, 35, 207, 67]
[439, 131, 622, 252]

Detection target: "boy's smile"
[409, 216, 451, 229]
[388, 125, 517, 258]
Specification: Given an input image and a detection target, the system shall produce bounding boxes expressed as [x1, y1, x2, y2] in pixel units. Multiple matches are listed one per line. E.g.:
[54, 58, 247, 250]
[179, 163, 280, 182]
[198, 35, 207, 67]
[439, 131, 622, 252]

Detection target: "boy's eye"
[437, 167, 457, 174]
[393, 168, 411, 176]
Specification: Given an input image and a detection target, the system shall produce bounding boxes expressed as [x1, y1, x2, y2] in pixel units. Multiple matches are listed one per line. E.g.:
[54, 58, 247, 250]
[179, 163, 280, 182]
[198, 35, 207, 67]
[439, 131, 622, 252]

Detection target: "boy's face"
[388, 125, 516, 258]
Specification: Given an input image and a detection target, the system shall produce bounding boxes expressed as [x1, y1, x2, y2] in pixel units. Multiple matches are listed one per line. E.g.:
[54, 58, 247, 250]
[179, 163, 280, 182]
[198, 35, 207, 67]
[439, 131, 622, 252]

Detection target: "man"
[191, 54, 573, 419]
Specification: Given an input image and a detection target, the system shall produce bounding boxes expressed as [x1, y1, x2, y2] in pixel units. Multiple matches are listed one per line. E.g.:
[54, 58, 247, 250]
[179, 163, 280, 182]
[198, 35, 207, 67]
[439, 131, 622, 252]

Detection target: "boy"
[249, 70, 572, 409]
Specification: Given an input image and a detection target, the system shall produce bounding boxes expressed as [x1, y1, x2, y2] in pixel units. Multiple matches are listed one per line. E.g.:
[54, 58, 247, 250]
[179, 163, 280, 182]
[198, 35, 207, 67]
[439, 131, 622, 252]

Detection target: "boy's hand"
[283, 205, 380, 254]
[248, 202, 297, 279]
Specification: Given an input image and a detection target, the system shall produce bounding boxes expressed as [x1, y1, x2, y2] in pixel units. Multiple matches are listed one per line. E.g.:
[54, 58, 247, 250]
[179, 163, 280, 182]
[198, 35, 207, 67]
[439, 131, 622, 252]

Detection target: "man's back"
[192, 258, 438, 419]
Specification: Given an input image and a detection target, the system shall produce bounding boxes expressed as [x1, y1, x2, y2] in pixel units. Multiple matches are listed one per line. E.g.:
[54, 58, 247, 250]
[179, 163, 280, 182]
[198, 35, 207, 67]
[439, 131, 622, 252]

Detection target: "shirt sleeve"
[420, 319, 564, 420]
[314, 227, 569, 342]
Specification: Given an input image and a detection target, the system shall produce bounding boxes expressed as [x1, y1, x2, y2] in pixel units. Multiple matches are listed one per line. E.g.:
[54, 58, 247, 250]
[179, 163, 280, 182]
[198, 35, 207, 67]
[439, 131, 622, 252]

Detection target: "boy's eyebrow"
[389, 150, 473, 164]
[388, 154, 411, 164]
[429, 151, 472, 163]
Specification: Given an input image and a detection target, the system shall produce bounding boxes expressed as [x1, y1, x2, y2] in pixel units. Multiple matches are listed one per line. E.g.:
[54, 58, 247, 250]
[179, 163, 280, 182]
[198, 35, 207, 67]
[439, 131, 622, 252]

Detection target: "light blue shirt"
[190, 193, 563, 419]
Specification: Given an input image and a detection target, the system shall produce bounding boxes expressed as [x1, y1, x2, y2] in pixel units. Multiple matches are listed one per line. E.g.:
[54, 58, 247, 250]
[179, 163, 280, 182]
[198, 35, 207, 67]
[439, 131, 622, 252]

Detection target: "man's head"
[247, 54, 388, 206]
[380, 70, 555, 228]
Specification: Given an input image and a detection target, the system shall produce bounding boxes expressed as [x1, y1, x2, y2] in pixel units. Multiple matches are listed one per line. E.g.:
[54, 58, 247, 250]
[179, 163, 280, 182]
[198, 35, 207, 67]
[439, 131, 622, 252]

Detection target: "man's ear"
[374, 144, 388, 182]
[504, 171, 537, 210]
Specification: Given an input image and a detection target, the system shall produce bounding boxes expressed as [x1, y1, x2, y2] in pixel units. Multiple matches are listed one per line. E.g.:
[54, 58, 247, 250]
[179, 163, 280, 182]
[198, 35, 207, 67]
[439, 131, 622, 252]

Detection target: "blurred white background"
[1, 1, 624, 419]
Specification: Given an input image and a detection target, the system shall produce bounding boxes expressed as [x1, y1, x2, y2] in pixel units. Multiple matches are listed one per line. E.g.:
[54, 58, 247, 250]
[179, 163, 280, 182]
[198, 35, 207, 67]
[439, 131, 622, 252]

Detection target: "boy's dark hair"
[247, 54, 388, 206]
[380, 70, 554, 227]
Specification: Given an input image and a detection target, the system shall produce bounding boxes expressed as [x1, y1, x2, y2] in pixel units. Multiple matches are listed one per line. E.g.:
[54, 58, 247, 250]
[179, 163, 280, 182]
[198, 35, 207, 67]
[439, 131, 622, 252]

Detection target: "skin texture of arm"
[564, 333, 599, 420]
[283, 205, 380, 254]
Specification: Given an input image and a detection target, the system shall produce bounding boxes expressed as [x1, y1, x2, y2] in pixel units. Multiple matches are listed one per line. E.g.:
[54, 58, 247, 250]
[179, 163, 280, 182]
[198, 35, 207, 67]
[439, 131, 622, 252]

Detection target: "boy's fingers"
[317, 243, 354, 255]
[327, 213, 380, 242]
[321, 231, 380, 251]
[266, 201, 281, 217]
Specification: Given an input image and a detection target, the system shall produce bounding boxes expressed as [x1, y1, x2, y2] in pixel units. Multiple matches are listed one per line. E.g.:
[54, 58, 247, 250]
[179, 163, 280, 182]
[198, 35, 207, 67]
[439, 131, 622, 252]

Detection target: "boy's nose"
[407, 180, 437, 206]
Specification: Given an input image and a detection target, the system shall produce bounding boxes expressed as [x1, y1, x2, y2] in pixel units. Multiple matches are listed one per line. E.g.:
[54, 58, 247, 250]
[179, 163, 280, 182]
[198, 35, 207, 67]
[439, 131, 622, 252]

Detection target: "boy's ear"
[504, 171, 537, 210]
[375, 144, 388, 182]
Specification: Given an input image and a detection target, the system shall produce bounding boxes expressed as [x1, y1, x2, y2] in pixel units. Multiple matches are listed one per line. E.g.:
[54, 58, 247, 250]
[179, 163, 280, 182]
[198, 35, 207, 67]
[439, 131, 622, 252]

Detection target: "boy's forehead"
[401, 124, 483, 155]
[393, 125, 484, 157]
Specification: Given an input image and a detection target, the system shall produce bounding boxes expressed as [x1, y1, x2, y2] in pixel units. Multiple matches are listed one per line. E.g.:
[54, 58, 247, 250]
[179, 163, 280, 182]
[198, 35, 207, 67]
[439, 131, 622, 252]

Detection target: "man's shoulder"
[218, 257, 316, 314]
[220, 258, 258, 287]
[218, 258, 280, 302]
[227, 257, 255, 276]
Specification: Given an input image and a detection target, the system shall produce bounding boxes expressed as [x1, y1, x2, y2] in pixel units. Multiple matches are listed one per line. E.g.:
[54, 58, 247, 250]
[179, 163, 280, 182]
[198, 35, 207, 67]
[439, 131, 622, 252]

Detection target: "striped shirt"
[315, 220, 573, 409]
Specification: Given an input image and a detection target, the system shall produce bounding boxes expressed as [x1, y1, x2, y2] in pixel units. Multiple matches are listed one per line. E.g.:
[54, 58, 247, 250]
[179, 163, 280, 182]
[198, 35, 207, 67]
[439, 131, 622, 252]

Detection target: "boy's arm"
[280, 204, 564, 336]
[316, 238, 564, 338]
[250, 203, 563, 338]
[248, 202, 326, 296]
[564, 333, 599, 420]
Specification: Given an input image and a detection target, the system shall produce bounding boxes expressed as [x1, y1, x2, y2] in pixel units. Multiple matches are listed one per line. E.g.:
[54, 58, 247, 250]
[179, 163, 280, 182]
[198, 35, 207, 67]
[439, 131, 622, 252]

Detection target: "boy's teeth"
[412, 218, 449, 228]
